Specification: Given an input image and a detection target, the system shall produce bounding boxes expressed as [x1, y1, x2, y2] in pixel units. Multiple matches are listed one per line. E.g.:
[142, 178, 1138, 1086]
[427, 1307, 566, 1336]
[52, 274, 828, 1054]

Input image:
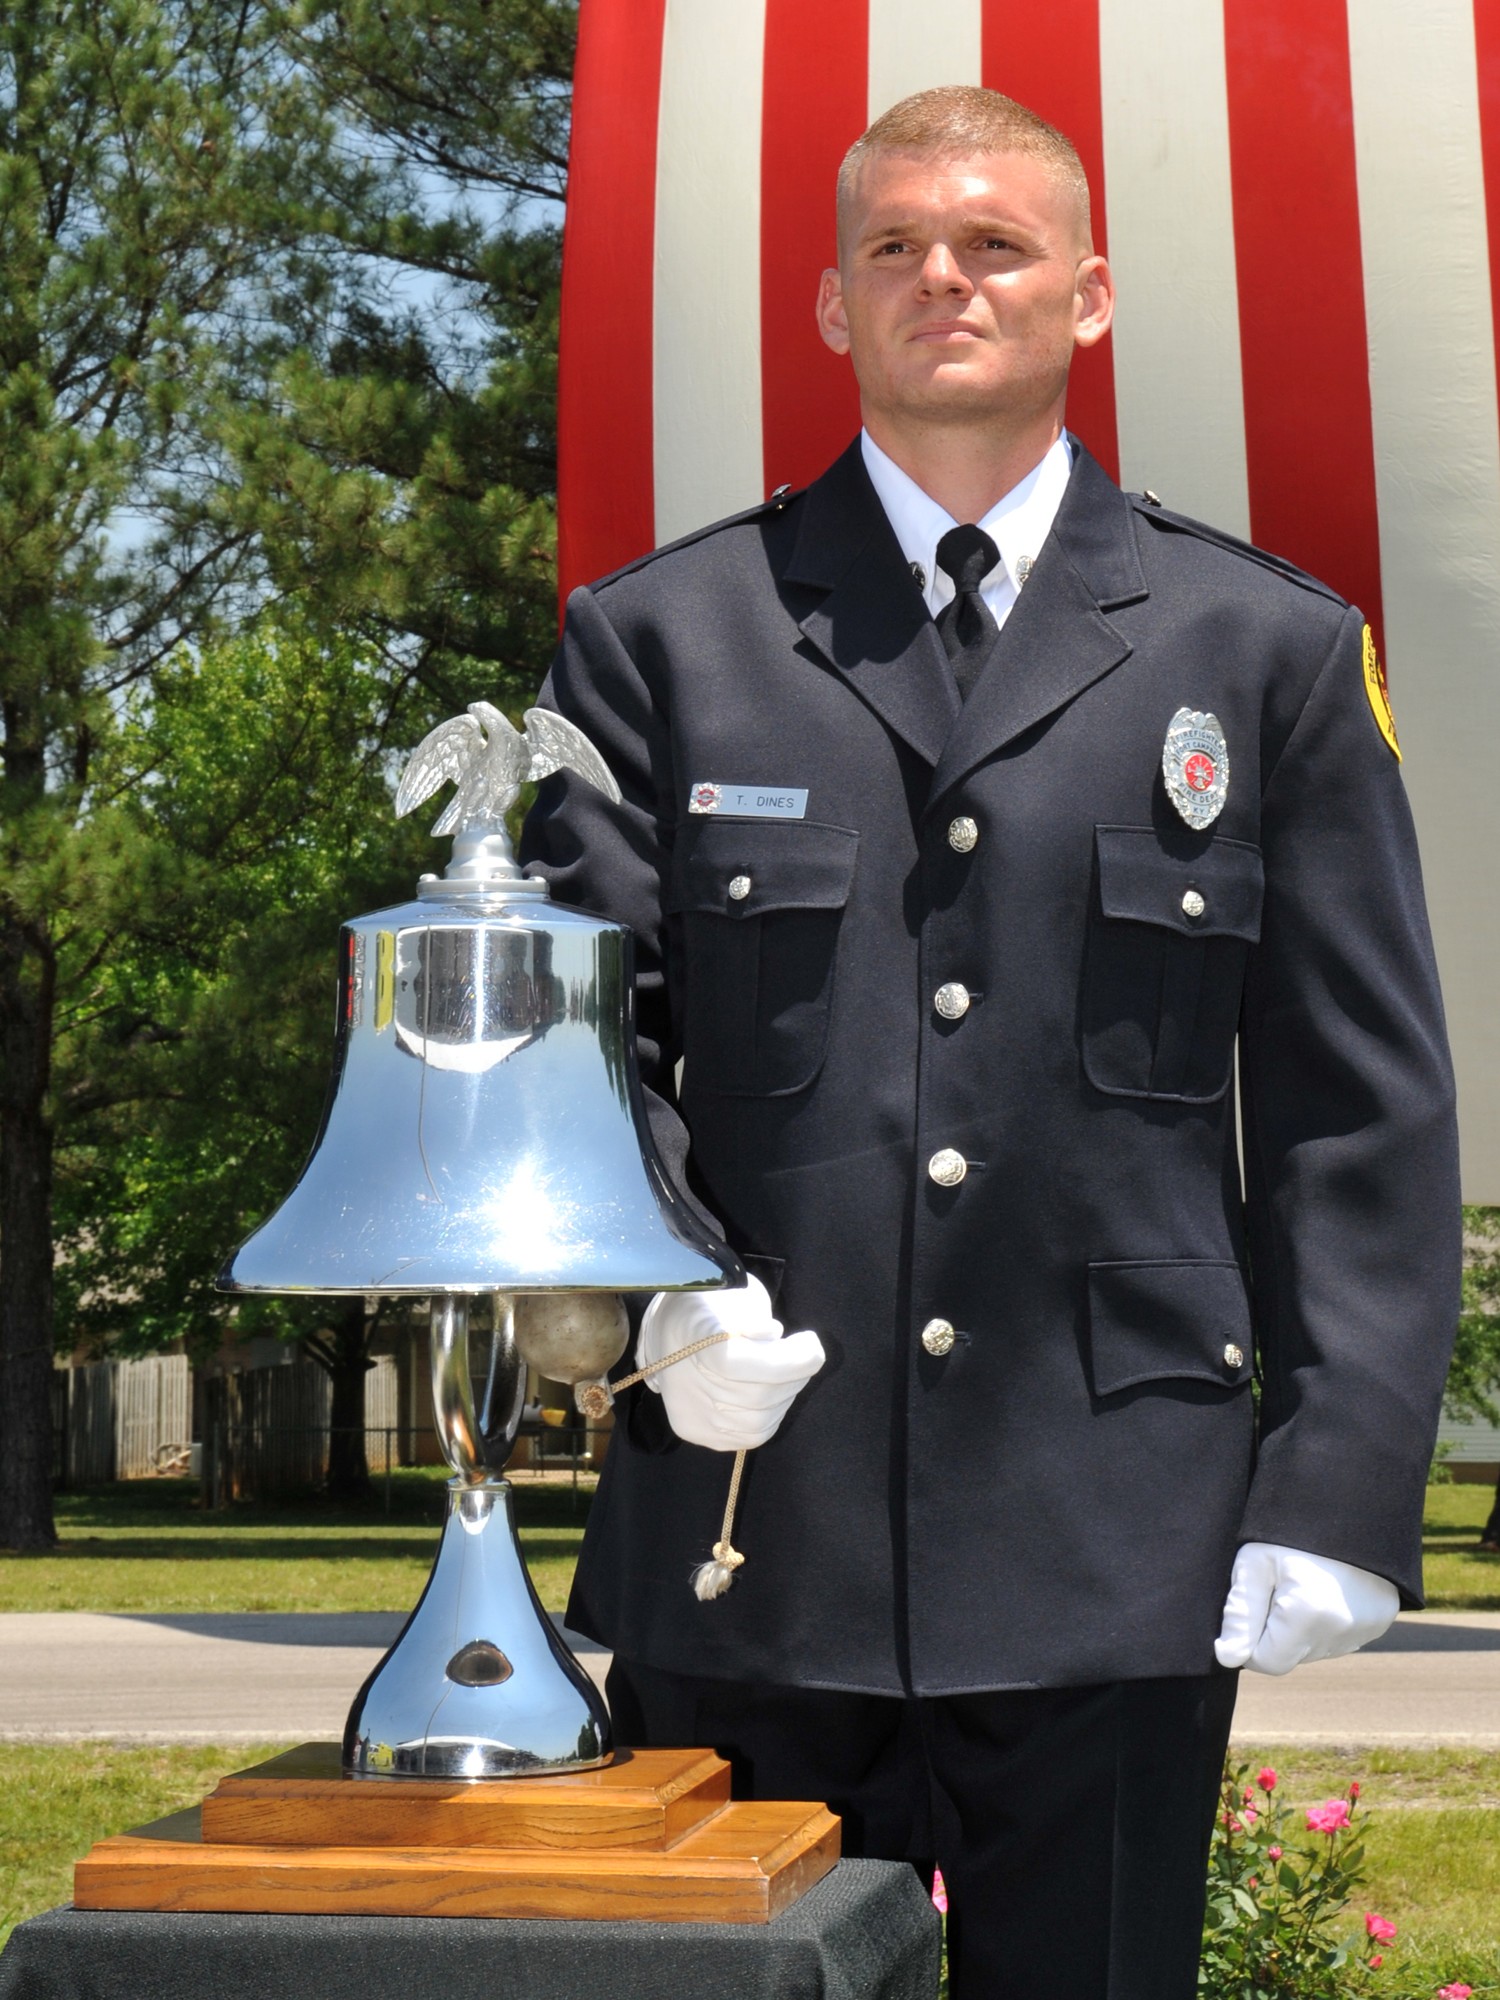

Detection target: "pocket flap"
[1095, 827, 1263, 940]
[668, 819, 859, 919]
[1087, 1259, 1253, 1395]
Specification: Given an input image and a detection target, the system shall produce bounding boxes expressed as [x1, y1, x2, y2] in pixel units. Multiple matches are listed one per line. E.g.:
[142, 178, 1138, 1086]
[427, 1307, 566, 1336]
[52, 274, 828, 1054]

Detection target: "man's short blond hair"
[837, 86, 1092, 253]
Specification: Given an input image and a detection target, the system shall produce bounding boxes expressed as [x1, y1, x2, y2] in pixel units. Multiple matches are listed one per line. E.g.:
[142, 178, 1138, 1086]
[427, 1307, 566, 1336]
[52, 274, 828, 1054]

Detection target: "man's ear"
[1074, 255, 1115, 352]
[816, 267, 851, 356]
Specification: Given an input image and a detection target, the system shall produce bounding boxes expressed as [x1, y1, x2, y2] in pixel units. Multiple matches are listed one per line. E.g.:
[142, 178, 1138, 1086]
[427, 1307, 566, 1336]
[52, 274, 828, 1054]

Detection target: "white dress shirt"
[859, 430, 1074, 633]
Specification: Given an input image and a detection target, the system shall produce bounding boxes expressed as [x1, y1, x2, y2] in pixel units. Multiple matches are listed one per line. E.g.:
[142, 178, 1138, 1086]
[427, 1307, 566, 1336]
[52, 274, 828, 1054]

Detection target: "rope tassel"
[582, 1330, 752, 1599]
[692, 1450, 747, 1599]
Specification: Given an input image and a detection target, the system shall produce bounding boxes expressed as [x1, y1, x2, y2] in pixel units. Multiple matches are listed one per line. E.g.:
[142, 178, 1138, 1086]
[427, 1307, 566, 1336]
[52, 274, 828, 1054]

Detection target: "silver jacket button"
[934, 982, 971, 1020]
[947, 815, 979, 854]
[921, 1317, 956, 1356]
[928, 1148, 967, 1187]
[1182, 888, 1206, 919]
[1224, 1342, 1245, 1368]
[728, 874, 752, 901]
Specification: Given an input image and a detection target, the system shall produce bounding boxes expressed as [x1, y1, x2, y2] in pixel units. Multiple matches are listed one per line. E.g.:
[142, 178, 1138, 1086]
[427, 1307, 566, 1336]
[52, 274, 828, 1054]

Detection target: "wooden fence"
[201, 1355, 400, 1504]
[52, 1354, 192, 1485]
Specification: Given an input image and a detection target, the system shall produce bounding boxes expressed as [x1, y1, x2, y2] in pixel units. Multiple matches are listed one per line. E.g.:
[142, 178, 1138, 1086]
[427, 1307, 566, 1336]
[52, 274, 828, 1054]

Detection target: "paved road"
[0, 1612, 608, 1745]
[0, 1611, 1495, 1746]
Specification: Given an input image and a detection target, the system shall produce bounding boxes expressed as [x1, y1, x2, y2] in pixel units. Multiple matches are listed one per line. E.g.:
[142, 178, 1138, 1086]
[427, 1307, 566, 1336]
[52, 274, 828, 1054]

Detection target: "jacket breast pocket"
[667, 818, 859, 1097]
[1082, 826, 1263, 1103]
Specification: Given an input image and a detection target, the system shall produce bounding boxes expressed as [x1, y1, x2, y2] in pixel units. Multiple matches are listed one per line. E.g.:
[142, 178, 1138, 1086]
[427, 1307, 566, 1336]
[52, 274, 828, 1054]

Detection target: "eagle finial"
[395, 701, 621, 837]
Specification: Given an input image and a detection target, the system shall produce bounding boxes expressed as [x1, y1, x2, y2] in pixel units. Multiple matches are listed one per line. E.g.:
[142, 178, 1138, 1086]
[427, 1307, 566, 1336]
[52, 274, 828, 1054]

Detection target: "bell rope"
[576, 1332, 748, 1599]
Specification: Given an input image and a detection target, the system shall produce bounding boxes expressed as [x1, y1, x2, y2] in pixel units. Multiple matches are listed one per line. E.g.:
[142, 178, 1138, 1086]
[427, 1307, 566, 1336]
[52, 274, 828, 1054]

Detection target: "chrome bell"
[219, 702, 742, 1779]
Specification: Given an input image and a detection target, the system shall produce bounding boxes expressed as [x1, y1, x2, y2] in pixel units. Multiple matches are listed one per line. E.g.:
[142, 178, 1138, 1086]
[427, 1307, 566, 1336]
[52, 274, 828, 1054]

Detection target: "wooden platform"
[74, 1744, 840, 1925]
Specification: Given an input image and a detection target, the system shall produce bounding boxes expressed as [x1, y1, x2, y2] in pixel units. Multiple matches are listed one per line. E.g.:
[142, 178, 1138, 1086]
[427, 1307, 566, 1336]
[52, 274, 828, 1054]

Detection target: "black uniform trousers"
[607, 1654, 1239, 2000]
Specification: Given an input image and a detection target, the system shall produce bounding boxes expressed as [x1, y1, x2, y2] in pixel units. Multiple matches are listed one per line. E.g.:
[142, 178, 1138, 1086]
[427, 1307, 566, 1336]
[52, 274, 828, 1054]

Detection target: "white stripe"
[653, 0, 767, 544]
[1097, 0, 1250, 537]
[867, 0, 982, 122]
[1348, 0, 1500, 1201]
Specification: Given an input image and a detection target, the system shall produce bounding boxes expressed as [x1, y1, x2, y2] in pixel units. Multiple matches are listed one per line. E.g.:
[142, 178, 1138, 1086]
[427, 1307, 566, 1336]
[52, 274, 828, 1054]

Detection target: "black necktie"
[934, 524, 1000, 701]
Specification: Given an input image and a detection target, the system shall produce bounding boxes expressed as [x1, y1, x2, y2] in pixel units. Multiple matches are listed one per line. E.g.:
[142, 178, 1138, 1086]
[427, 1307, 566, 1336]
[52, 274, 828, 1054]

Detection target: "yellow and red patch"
[1362, 624, 1400, 761]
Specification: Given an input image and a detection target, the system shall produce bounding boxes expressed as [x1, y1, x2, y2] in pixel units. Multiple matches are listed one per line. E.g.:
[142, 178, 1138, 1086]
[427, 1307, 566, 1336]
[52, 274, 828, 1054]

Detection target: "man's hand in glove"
[1215, 1542, 1399, 1675]
[636, 1274, 825, 1452]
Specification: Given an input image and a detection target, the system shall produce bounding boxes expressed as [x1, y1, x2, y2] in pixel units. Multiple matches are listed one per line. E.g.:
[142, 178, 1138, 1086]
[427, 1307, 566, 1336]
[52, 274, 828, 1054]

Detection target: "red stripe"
[1223, 0, 1383, 638]
[759, 0, 867, 494]
[1474, 0, 1500, 483]
[557, 0, 667, 605]
[981, 0, 1119, 481]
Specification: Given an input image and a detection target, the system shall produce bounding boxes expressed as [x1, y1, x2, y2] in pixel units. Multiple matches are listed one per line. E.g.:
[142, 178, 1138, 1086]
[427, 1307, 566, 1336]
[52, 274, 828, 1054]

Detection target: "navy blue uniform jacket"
[521, 438, 1460, 1697]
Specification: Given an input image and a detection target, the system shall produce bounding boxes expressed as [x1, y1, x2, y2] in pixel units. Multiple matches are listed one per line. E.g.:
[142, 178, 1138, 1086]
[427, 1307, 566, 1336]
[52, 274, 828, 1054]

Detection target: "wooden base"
[75, 1744, 840, 1925]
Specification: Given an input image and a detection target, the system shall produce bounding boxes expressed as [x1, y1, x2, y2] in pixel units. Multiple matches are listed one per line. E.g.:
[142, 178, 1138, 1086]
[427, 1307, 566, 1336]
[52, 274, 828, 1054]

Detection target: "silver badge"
[1162, 708, 1229, 831]
[688, 782, 807, 820]
[1016, 554, 1035, 585]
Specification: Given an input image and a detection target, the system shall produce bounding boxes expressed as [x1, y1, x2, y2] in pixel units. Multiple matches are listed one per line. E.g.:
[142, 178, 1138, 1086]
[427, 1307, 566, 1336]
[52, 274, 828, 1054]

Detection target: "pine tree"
[236, 0, 573, 723]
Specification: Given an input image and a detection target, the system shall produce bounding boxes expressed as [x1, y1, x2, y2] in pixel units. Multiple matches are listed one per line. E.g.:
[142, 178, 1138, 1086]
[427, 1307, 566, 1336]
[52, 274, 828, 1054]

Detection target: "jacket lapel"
[785, 443, 958, 769]
[929, 442, 1148, 806]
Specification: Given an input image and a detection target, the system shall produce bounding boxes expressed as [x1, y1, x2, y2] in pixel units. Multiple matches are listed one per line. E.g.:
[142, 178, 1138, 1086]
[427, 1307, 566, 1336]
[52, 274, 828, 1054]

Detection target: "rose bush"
[1199, 1764, 1476, 2000]
[1200, 1764, 1386, 1998]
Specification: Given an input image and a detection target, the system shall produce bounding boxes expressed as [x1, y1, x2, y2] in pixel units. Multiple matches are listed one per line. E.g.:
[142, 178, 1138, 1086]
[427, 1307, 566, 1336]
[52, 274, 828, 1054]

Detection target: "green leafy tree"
[0, 0, 367, 1548]
[53, 619, 427, 1499]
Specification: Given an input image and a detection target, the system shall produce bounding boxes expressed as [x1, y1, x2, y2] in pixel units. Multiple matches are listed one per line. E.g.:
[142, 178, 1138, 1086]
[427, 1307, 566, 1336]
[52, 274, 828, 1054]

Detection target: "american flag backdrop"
[558, 0, 1500, 1198]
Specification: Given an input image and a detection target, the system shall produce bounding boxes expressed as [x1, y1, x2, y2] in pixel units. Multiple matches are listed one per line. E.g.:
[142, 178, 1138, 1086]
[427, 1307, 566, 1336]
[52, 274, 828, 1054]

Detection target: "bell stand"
[339, 1291, 612, 1780]
[73, 1290, 839, 1919]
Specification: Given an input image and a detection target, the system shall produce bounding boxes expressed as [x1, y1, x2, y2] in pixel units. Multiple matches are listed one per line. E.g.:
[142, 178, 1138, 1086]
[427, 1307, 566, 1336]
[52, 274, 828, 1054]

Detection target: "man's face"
[816, 149, 1114, 435]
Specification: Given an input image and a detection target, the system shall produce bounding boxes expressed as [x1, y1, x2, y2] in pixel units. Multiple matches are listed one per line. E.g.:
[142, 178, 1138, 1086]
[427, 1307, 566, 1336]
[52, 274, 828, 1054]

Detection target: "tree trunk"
[313, 1298, 375, 1505]
[0, 912, 58, 1550]
[1482, 1467, 1500, 1550]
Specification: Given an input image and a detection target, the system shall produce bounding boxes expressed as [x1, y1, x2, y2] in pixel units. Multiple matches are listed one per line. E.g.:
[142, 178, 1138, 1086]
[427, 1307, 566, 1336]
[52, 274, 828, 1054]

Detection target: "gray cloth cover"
[0, 1859, 940, 2000]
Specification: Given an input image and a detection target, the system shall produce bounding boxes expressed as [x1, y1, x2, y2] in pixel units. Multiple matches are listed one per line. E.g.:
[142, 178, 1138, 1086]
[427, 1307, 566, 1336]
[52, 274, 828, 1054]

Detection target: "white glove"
[1215, 1542, 1399, 1676]
[636, 1275, 826, 1452]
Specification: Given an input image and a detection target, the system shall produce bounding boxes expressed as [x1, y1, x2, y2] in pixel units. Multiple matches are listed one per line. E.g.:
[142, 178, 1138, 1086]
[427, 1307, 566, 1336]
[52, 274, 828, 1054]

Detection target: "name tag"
[688, 782, 808, 820]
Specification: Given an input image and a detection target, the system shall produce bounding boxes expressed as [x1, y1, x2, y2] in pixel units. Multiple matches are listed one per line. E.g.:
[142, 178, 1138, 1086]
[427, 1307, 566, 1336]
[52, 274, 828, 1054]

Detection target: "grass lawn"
[1421, 1478, 1500, 1609]
[0, 1470, 594, 1616]
[3, 1475, 1494, 1617]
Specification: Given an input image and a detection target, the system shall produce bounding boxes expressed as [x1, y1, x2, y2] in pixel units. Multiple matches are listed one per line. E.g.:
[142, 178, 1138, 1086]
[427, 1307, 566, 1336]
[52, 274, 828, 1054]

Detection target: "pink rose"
[1437, 1987, 1473, 1999]
[1257, 1767, 1278, 1791]
[1369, 1954, 1383, 1969]
[1267, 1845, 1282, 1860]
[1365, 1913, 1397, 1943]
[1306, 1800, 1351, 1834]
[931, 1868, 948, 1915]
[1349, 1780, 1361, 1798]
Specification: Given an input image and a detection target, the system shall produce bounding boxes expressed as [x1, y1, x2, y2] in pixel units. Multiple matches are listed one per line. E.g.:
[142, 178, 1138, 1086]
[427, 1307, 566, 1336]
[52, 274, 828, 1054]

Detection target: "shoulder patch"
[588, 486, 806, 592]
[1361, 623, 1401, 760]
[1128, 495, 1347, 606]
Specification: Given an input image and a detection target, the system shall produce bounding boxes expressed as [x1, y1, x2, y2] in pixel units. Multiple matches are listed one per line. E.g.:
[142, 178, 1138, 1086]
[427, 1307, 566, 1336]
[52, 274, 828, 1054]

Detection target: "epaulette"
[588, 483, 805, 592]
[1128, 491, 1348, 607]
